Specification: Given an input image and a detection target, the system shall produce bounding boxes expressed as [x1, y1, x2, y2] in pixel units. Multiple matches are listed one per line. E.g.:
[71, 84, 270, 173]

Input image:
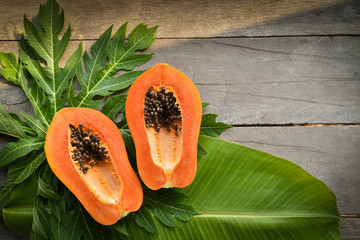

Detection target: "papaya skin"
[45, 108, 142, 225]
[126, 63, 202, 190]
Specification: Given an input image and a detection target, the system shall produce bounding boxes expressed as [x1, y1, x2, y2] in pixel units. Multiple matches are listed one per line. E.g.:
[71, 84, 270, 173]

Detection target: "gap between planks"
[342, 215, 360, 218]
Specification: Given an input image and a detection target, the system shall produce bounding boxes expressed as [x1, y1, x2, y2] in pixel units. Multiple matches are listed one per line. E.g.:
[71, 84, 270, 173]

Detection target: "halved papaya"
[45, 108, 142, 225]
[126, 63, 202, 190]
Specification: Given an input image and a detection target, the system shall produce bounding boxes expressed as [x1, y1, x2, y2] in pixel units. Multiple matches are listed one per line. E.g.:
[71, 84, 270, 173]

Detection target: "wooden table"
[0, 0, 359, 239]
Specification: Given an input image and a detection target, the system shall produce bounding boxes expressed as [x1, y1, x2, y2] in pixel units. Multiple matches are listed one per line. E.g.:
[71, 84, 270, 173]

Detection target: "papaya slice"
[45, 108, 142, 225]
[126, 63, 202, 190]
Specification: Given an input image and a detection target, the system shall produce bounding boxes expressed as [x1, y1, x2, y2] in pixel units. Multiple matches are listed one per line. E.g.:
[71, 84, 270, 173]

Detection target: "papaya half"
[45, 108, 142, 225]
[126, 63, 202, 190]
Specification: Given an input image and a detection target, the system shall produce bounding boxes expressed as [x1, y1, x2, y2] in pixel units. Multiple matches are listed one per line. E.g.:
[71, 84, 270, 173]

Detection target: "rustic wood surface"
[0, 0, 359, 239]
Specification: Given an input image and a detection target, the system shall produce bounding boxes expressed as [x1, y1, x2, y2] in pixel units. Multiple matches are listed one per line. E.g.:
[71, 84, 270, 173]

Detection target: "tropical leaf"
[101, 94, 127, 121]
[142, 189, 200, 228]
[32, 199, 51, 239]
[110, 136, 341, 239]
[0, 138, 44, 167]
[112, 219, 130, 236]
[134, 206, 159, 234]
[0, 103, 29, 138]
[202, 102, 210, 111]
[50, 215, 67, 240]
[69, 23, 156, 109]
[120, 129, 136, 159]
[200, 113, 232, 138]
[197, 141, 207, 156]
[0, 186, 13, 209]
[0, 51, 20, 85]
[21, 0, 82, 118]
[6, 151, 45, 185]
[65, 208, 83, 240]
[0, 135, 341, 239]
[21, 112, 47, 137]
[37, 177, 62, 201]
[18, 65, 52, 127]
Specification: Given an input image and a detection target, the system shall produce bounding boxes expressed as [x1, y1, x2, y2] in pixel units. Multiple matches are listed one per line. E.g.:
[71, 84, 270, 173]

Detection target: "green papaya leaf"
[0, 51, 19, 85]
[69, 23, 156, 109]
[143, 189, 199, 227]
[134, 206, 159, 234]
[18, 65, 52, 127]
[6, 151, 45, 186]
[200, 113, 232, 138]
[202, 102, 210, 111]
[112, 219, 130, 236]
[120, 129, 136, 159]
[0, 138, 44, 167]
[32, 199, 51, 238]
[0, 186, 13, 210]
[197, 141, 207, 156]
[21, 0, 82, 118]
[50, 214, 67, 240]
[37, 176, 62, 201]
[20, 112, 47, 137]
[101, 94, 127, 122]
[0, 103, 29, 138]
[65, 208, 83, 240]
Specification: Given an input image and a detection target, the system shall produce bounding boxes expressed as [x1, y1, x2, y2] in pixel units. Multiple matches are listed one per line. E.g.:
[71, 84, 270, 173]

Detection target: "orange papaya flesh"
[126, 63, 202, 190]
[45, 108, 143, 225]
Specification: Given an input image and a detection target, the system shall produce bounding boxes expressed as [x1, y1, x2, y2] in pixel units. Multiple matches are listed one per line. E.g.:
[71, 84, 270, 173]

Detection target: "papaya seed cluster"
[69, 123, 109, 174]
[143, 87, 182, 135]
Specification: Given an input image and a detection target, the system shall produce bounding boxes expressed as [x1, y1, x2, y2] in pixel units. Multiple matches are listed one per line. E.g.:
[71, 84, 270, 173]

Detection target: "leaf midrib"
[2, 206, 339, 219]
[0, 140, 44, 161]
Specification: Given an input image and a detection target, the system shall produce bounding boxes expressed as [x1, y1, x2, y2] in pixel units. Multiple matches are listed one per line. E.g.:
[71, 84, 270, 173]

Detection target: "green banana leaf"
[2, 135, 340, 239]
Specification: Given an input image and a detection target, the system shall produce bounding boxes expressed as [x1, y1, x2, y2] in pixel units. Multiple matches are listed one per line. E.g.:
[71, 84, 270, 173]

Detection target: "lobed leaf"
[201, 102, 210, 111]
[0, 186, 13, 210]
[65, 209, 83, 240]
[112, 219, 130, 236]
[101, 94, 127, 121]
[6, 151, 45, 185]
[134, 206, 159, 234]
[21, 0, 82, 118]
[142, 189, 200, 228]
[32, 199, 51, 239]
[200, 113, 232, 138]
[37, 175, 62, 201]
[18, 65, 52, 127]
[120, 129, 136, 159]
[197, 141, 207, 156]
[50, 215, 68, 240]
[0, 51, 19, 85]
[21, 112, 47, 137]
[0, 138, 44, 167]
[0, 103, 28, 138]
[70, 23, 156, 108]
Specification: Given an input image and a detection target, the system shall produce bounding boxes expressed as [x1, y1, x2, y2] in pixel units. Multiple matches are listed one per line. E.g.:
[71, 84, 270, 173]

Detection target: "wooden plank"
[1, 36, 359, 124]
[221, 126, 360, 214]
[0, 0, 359, 40]
[341, 218, 360, 240]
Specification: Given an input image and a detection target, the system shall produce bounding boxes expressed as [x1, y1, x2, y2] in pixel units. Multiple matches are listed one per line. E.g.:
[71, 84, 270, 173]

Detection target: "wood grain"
[0, 0, 359, 40]
[1, 36, 359, 124]
[341, 218, 360, 240]
[221, 126, 360, 214]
